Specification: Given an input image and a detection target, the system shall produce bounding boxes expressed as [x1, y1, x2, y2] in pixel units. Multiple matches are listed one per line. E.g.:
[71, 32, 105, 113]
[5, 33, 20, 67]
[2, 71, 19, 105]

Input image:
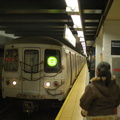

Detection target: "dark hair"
[97, 61, 111, 86]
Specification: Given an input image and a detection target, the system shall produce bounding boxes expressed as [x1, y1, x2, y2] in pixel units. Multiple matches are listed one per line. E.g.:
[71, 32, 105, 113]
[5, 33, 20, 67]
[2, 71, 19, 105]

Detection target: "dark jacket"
[80, 76, 120, 116]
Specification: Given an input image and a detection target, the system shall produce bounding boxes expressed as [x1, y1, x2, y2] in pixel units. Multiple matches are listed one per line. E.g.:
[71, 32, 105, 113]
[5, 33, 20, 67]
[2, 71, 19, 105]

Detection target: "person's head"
[92, 55, 95, 60]
[96, 61, 111, 86]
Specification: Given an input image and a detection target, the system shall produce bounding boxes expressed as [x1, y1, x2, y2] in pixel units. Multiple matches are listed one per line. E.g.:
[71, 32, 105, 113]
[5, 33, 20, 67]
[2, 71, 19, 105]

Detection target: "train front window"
[44, 49, 61, 73]
[4, 49, 18, 71]
[24, 50, 39, 73]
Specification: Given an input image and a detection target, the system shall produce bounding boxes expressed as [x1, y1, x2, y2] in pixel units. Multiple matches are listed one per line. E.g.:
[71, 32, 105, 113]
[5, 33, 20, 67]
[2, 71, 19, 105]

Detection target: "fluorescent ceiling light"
[80, 37, 85, 42]
[71, 15, 82, 28]
[65, 0, 79, 12]
[82, 45, 86, 55]
[82, 42, 87, 56]
[81, 42, 85, 46]
[82, 45, 86, 50]
[77, 31, 84, 37]
[84, 51, 87, 56]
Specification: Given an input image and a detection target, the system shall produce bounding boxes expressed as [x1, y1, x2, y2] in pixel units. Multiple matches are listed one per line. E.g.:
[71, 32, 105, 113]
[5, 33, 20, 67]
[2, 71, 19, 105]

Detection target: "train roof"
[7, 36, 63, 46]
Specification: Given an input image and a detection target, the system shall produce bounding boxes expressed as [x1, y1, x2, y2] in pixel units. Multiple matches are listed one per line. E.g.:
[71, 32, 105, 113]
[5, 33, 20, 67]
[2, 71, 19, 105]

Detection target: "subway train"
[1, 36, 86, 112]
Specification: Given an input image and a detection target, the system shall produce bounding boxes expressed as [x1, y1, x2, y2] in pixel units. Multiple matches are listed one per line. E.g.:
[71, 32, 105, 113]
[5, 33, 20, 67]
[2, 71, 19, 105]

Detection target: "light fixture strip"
[65, 0, 79, 12]
[65, 0, 87, 55]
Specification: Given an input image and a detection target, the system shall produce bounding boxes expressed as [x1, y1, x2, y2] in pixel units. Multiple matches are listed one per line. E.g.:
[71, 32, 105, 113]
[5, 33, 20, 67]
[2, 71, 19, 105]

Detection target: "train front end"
[2, 43, 67, 103]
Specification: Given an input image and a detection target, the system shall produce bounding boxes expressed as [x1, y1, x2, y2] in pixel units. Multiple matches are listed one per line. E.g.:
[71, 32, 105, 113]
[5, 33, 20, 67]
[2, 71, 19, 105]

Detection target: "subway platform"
[55, 64, 89, 120]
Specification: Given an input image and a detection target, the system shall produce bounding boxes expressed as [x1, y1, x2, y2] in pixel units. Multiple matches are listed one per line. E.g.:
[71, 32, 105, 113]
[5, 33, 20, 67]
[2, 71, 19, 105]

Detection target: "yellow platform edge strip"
[55, 64, 87, 120]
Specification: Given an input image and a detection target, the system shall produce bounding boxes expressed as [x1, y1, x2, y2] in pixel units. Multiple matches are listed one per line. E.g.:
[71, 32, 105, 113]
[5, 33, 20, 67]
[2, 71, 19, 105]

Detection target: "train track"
[0, 100, 61, 120]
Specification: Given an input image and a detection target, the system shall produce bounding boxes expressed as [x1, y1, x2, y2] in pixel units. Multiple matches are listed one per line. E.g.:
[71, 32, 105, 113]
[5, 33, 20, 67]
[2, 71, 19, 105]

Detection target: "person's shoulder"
[89, 77, 98, 83]
[86, 82, 95, 90]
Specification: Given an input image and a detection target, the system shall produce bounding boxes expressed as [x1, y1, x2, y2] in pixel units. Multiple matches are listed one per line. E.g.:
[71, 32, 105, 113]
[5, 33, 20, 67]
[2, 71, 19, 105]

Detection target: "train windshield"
[44, 49, 61, 73]
[24, 50, 39, 73]
[4, 49, 18, 71]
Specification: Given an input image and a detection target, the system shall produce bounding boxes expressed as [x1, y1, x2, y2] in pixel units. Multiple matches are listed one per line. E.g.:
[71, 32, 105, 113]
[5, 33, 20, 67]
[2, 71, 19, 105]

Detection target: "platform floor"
[55, 64, 89, 120]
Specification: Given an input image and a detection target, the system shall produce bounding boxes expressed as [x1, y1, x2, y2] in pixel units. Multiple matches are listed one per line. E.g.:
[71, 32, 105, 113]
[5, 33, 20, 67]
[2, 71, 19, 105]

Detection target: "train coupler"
[23, 101, 38, 114]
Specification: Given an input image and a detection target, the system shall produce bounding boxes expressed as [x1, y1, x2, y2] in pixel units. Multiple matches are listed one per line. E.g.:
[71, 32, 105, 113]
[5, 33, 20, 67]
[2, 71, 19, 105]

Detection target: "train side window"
[24, 50, 39, 73]
[4, 49, 18, 71]
[44, 49, 61, 73]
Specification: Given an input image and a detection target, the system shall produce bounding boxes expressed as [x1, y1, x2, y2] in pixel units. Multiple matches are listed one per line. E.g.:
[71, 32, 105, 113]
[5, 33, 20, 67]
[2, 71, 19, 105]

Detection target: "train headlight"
[44, 81, 51, 88]
[12, 80, 17, 86]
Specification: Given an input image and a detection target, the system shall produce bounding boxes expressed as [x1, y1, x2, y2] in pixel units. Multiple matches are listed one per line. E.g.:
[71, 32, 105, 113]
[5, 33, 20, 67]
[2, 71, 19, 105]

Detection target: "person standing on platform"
[89, 55, 95, 80]
[80, 61, 120, 120]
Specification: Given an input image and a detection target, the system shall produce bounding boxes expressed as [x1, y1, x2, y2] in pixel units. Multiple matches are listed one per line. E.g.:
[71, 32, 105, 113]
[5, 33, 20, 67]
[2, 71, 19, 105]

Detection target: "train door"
[21, 48, 40, 94]
[0, 51, 3, 91]
[72, 53, 76, 82]
[112, 57, 120, 87]
[74, 54, 76, 77]
[66, 51, 72, 86]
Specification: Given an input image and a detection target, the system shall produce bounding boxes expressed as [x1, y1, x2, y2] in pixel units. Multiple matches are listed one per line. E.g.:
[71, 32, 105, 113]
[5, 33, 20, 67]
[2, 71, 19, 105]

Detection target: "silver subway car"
[2, 36, 86, 111]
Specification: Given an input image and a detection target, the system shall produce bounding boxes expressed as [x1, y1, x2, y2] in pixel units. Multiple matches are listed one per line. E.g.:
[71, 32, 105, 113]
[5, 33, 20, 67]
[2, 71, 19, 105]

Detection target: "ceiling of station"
[0, 0, 114, 54]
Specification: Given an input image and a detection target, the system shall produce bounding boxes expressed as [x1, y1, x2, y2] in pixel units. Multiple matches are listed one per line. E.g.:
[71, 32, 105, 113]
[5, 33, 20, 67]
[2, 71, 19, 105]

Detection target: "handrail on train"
[19, 61, 64, 81]
[20, 61, 43, 81]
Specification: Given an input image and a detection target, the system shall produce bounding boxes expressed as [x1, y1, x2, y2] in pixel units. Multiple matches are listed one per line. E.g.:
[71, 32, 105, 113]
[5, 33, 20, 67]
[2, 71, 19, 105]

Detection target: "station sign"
[63, 24, 76, 47]
[111, 40, 120, 55]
